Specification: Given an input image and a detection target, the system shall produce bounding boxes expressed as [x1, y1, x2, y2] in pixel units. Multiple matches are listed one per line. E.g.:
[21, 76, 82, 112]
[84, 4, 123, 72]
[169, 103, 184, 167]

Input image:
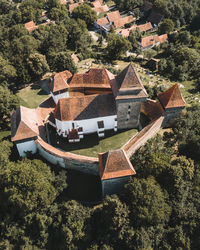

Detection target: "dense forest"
[0, 0, 200, 249]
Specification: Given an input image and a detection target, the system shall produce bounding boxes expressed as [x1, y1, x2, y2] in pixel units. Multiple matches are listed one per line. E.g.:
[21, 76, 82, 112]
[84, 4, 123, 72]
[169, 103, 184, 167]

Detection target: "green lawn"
[48, 125, 138, 157]
[17, 84, 49, 108]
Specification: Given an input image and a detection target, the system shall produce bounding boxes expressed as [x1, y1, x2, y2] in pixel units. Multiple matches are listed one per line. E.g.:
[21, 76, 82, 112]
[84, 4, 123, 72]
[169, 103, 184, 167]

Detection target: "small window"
[78, 127, 83, 132]
[98, 120, 104, 129]
[72, 122, 75, 129]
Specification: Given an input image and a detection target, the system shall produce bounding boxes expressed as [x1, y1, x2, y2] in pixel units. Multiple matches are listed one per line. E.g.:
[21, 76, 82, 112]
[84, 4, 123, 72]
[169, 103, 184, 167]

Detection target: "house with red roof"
[92, 0, 109, 15]
[140, 34, 168, 49]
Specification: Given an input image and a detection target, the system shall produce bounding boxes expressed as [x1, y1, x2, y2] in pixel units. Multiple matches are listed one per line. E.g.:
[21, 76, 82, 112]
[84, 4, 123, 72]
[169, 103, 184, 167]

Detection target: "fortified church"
[11, 64, 186, 196]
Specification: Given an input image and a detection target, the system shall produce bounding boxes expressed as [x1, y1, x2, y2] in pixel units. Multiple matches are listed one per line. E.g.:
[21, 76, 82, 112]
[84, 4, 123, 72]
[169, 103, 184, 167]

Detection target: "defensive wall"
[33, 99, 165, 175]
[35, 137, 99, 175]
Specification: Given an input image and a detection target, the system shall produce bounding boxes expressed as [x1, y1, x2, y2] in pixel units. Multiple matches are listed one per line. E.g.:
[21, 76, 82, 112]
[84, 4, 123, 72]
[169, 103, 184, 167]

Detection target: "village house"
[95, 10, 133, 32]
[140, 34, 168, 50]
[92, 0, 109, 15]
[24, 19, 53, 33]
[119, 22, 153, 37]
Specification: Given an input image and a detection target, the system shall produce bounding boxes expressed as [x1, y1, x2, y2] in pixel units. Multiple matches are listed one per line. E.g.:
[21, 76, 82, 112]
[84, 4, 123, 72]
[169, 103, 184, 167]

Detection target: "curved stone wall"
[35, 137, 99, 175]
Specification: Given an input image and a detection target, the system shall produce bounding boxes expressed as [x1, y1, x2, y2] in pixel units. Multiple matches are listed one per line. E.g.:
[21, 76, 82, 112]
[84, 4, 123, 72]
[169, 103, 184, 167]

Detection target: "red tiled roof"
[69, 3, 79, 13]
[50, 70, 72, 93]
[107, 10, 120, 22]
[115, 64, 148, 99]
[138, 22, 153, 32]
[69, 68, 112, 89]
[98, 149, 136, 180]
[141, 35, 159, 48]
[158, 84, 186, 109]
[120, 22, 152, 37]
[158, 34, 168, 43]
[11, 106, 44, 142]
[113, 16, 133, 28]
[116, 64, 145, 89]
[92, 0, 102, 8]
[25, 21, 38, 32]
[97, 17, 109, 26]
[93, 4, 109, 13]
[141, 34, 167, 48]
[54, 94, 116, 121]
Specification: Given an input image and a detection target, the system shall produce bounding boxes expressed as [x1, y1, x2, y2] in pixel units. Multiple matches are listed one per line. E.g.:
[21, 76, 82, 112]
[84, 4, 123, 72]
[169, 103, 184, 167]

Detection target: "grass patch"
[48, 125, 137, 157]
[0, 131, 10, 141]
[17, 84, 49, 108]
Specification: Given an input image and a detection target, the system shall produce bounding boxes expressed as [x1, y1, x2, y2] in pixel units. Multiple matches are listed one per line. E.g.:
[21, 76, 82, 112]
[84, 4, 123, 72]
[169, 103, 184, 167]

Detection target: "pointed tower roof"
[98, 149, 136, 180]
[11, 106, 42, 142]
[116, 64, 145, 90]
[158, 84, 186, 109]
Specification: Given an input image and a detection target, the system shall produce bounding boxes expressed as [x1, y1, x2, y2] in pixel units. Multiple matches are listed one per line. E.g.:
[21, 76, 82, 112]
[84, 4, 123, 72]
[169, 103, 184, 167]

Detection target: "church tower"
[115, 64, 148, 129]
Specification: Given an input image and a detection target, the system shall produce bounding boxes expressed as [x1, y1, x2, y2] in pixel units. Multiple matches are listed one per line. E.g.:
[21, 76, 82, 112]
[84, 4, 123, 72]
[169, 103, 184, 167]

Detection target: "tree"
[158, 19, 174, 34]
[72, 4, 97, 27]
[27, 53, 50, 80]
[121, 176, 171, 226]
[106, 33, 132, 60]
[49, 5, 69, 23]
[153, 0, 168, 15]
[166, 105, 200, 161]
[48, 51, 77, 73]
[47, 200, 91, 249]
[0, 86, 19, 129]
[114, 0, 144, 11]
[0, 56, 16, 85]
[90, 195, 133, 247]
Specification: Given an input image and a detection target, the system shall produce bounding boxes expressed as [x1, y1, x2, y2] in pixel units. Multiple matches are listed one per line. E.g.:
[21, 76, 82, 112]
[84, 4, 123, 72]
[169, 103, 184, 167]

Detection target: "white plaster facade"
[16, 140, 37, 157]
[51, 91, 69, 104]
[55, 115, 117, 137]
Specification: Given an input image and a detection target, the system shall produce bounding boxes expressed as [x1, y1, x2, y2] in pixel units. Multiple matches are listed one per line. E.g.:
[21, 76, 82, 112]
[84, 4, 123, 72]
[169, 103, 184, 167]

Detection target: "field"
[17, 83, 50, 108]
[48, 125, 138, 157]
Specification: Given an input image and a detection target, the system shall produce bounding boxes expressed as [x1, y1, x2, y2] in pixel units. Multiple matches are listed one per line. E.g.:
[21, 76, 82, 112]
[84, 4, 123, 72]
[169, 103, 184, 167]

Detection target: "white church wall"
[51, 91, 69, 104]
[55, 115, 117, 136]
[16, 140, 37, 157]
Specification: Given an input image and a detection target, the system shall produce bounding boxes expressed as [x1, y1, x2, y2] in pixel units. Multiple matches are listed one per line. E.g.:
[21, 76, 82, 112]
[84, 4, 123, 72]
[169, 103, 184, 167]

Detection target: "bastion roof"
[11, 106, 43, 142]
[98, 149, 136, 180]
[54, 93, 116, 121]
[158, 84, 186, 109]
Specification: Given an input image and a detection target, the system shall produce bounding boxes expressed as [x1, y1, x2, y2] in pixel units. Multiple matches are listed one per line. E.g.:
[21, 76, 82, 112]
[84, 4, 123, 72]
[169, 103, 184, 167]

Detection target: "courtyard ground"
[48, 125, 138, 157]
